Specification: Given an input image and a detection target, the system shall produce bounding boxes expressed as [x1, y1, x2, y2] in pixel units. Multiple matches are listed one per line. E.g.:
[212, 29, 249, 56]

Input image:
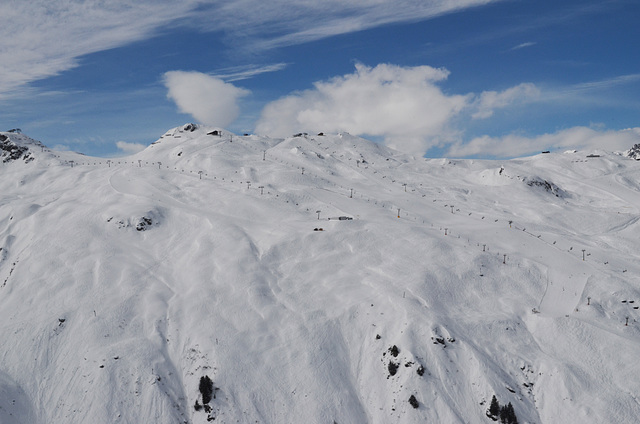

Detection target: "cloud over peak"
[255, 63, 539, 155]
[163, 71, 250, 128]
[255, 63, 469, 155]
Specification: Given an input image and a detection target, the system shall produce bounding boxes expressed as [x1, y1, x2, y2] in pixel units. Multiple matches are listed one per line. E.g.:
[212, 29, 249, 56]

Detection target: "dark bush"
[199, 375, 214, 404]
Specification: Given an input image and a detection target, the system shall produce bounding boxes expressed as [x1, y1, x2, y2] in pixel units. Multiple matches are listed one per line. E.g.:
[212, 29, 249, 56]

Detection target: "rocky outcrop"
[522, 176, 568, 198]
[625, 143, 640, 160]
[0, 134, 34, 163]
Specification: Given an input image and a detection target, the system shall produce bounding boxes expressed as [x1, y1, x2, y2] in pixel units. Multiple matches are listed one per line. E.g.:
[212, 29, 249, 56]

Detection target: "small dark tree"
[199, 375, 214, 405]
[506, 402, 518, 424]
[499, 402, 519, 424]
[408, 395, 419, 409]
[389, 345, 399, 357]
[488, 395, 500, 419]
[388, 361, 398, 376]
[499, 405, 508, 423]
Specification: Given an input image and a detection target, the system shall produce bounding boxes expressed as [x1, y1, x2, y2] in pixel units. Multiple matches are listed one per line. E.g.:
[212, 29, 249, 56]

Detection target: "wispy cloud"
[510, 41, 536, 51]
[197, 0, 502, 51]
[0, 0, 500, 97]
[566, 73, 640, 93]
[537, 73, 640, 109]
[421, 2, 620, 58]
[0, 1, 197, 98]
[212, 63, 289, 82]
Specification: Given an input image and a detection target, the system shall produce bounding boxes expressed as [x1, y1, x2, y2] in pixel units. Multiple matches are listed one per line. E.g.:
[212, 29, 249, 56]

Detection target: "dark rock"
[522, 176, 568, 198]
[136, 217, 153, 231]
[183, 123, 198, 132]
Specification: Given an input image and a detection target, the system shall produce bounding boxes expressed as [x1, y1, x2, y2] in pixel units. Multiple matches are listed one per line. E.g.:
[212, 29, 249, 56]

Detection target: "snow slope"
[1, 125, 640, 423]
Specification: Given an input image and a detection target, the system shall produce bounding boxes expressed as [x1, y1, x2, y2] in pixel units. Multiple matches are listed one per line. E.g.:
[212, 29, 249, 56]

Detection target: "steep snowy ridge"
[1, 124, 640, 423]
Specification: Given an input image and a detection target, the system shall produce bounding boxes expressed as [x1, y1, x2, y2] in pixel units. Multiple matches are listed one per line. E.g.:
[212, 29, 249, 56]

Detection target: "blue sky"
[1, 0, 639, 158]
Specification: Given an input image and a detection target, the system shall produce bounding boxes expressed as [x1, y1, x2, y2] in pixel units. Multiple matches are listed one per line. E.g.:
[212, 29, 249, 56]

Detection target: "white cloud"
[255, 63, 540, 156]
[446, 127, 640, 158]
[472, 83, 539, 119]
[163, 71, 250, 127]
[0, 0, 499, 97]
[255, 63, 470, 155]
[116, 141, 147, 154]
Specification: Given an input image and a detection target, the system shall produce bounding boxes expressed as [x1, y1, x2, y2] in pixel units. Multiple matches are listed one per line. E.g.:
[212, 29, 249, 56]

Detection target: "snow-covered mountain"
[1, 124, 640, 424]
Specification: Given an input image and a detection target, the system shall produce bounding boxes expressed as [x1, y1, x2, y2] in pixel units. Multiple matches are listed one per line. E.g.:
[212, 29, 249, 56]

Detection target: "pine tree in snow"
[487, 395, 500, 420]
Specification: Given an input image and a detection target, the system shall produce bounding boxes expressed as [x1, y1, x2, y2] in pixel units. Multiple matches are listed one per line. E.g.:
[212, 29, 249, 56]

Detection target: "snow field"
[1, 127, 640, 423]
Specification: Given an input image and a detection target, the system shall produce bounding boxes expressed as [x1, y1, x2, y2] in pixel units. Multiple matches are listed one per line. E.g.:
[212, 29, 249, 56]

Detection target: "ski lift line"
[52, 149, 616, 277]
[56, 159, 511, 240]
